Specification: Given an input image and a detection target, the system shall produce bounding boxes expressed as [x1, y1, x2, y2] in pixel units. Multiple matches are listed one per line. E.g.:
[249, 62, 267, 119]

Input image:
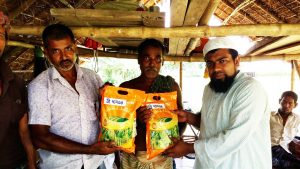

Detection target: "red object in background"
[193, 38, 209, 53]
[136, 7, 145, 11]
[84, 38, 102, 50]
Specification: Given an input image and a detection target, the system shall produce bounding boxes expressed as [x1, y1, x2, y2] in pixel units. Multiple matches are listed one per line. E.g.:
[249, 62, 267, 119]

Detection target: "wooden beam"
[293, 60, 300, 80]
[10, 0, 37, 19]
[169, 0, 188, 56]
[291, 60, 295, 90]
[11, 24, 300, 38]
[184, 0, 220, 56]
[245, 37, 282, 55]
[51, 8, 165, 27]
[170, 0, 188, 27]
[250, 35, 300, 55]
[263, 42, 300, 55]
[199, 0, 221, 24]
[184, 0, 210, 26]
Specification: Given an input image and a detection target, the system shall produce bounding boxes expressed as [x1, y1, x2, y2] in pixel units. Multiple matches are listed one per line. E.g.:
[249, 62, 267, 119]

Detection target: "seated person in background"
[119, 38, 186, 169]
[270, 91, 300, 169]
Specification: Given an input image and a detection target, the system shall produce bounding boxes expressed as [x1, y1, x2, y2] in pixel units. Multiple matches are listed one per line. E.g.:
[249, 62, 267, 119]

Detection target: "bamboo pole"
[291, 60, 295, 91]
[179, 62, 183, 89]
[10, 24, 300, 38]
[7, 40, 300, 63]
[7, 41, 35, 48]
[79, 48, 300, 62]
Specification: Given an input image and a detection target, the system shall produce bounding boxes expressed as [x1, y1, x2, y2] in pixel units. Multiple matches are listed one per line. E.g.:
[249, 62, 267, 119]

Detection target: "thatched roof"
[1, 0, 300, 81]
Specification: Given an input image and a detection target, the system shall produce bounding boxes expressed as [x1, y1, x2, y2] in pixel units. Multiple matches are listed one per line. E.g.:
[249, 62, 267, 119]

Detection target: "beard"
[209, 71, 238, 93]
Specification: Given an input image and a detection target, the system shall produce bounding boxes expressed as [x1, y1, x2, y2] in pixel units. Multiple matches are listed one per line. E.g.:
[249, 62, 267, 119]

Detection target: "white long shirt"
[270, 111, 300, 152]
[194, 72, 272, 169]
[28, 65, 114, 169]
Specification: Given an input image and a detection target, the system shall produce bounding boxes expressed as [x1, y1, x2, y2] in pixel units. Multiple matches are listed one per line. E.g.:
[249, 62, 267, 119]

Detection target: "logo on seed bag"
[147, 103, 165, 109]
[104, 97, 126, 106]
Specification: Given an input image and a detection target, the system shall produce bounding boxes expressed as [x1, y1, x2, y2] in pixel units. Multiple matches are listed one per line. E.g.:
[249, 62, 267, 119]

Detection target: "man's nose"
[213, 63, 222, 71]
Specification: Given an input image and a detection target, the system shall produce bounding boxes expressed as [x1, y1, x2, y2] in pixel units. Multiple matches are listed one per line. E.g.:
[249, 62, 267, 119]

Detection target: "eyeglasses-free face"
[139, 46, 163, 79]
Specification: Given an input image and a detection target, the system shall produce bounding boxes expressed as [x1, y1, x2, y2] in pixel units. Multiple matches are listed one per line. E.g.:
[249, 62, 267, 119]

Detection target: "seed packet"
[144, 91, 179, 159]
[99, 86, 145, 153]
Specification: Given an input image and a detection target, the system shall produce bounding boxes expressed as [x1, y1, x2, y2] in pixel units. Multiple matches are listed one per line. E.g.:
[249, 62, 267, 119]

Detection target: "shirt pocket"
[289, 127, 298, 138]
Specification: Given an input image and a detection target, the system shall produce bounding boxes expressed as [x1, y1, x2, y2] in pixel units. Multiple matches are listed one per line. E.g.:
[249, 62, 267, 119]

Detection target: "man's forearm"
[187, 112, 201, 128]
[33, 132, 94, 154]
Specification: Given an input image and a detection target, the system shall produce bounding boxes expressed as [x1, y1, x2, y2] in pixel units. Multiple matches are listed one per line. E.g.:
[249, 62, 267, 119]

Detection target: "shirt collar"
[273, 109, 295, 117]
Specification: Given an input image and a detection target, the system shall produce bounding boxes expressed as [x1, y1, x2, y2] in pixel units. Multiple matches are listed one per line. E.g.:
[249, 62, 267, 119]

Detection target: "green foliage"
[150, 125, 179, 150]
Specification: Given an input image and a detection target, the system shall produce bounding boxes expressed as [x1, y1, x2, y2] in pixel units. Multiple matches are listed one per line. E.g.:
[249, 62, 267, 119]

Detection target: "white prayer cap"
[203, 36, 239, 57]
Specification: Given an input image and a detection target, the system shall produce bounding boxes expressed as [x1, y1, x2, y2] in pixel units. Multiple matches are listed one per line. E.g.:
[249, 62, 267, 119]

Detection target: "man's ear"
[295, 102, 298, 108]
[234, 56, 240, 66]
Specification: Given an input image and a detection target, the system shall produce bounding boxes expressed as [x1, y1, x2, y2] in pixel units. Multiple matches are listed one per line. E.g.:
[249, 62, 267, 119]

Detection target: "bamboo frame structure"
[7, 40, 300, 62]
[10, 24, 300, 38]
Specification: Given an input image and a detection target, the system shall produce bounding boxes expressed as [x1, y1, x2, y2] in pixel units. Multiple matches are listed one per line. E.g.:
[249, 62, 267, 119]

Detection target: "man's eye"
[66, 47, 73, 51]
[52, 49, 60, 54]
[143, 56, 150, 61]
[206, 62, 213, 67]
[219, 59, 226, 64]
[155, 57, 162, 63]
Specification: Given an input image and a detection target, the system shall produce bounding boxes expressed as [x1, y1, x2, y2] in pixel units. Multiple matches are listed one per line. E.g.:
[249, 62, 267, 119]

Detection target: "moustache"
[212, 71, 223, 77]
[60, 60, 72, 65]
[145, 67, 158, 72]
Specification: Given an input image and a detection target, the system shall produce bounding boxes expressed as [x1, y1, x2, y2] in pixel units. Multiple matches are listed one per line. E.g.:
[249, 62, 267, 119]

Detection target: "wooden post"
[179, 62, 183, 90]
[291, 60, 295, 91]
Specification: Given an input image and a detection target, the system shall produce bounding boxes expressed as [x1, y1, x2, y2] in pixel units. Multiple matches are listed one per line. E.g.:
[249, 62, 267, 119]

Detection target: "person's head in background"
[203, 37, 240, 93]
[138, 38, 165, 80]
[42, 24, 77, 73]
[0, 7, 10, 58]
[279, 91, 298, 116]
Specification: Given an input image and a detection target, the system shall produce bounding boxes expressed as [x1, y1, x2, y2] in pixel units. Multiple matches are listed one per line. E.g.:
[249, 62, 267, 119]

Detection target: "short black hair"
[42, 24, 75, 48]
[280, 91, 298, 103]
[137, 38, 166, 58]
[205, 48, 238, 60]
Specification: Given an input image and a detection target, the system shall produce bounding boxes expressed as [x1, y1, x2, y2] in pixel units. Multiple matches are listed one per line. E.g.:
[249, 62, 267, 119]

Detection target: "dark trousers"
[272, 145, 300, 169]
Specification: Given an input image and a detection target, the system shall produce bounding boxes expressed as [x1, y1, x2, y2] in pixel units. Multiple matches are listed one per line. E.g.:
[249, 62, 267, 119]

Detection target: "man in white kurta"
[165, 37, 272, 169]
[193, 71, 271, 168]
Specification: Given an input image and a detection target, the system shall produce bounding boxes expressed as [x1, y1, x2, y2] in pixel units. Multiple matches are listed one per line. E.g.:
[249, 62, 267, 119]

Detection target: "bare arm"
[19, 113, 37, 169]
[30, 125, 120, 155]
